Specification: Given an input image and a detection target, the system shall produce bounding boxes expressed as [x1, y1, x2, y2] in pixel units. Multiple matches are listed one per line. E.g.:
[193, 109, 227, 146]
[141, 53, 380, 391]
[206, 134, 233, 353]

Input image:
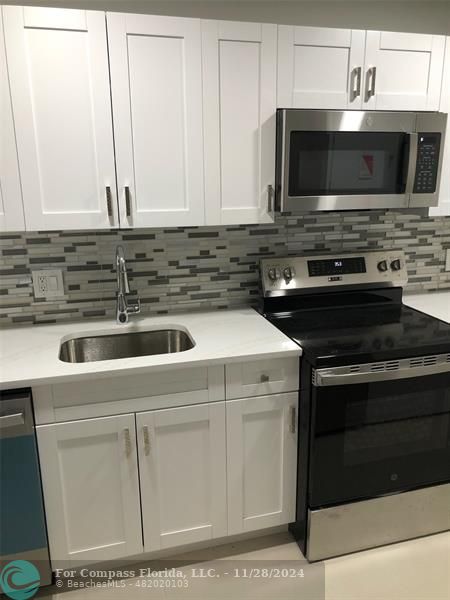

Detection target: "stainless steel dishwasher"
[0, 389, 52, 591]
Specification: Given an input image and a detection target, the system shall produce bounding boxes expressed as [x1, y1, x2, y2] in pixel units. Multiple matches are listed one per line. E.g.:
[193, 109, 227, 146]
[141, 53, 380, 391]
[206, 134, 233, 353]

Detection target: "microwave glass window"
[288, 132, 410, 197]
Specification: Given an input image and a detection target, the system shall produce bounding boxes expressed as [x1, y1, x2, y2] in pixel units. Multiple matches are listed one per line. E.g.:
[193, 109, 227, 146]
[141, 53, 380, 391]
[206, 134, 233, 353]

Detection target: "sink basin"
[59, 329, 195, 363]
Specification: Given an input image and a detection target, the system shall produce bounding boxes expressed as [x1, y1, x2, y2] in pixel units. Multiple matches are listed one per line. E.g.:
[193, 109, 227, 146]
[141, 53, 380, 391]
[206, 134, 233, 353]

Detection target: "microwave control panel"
[413, 133, 441, 194]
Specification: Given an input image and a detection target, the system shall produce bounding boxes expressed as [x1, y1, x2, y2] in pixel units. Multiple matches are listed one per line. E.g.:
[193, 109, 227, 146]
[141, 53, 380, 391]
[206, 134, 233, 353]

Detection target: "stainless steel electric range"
[259, 250, 450, 562]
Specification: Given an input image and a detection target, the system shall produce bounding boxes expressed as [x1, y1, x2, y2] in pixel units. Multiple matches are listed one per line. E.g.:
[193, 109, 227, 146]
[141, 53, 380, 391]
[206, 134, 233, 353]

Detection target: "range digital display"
[308, 257, 366, 277]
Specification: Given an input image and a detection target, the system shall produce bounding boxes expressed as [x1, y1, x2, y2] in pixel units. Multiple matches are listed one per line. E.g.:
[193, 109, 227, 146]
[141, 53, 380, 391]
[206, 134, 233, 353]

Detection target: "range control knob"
[283, 267, 293, 282]
[267, 267, 279, 281]
[377, 260, 388, 272]
[390, 259, 401, 271]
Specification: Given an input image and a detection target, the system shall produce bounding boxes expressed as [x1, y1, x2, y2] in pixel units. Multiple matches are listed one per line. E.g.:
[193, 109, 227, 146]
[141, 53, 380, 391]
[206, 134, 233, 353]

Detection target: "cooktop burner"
[267, 303, 450, 367]
[260, 251, 450, 368]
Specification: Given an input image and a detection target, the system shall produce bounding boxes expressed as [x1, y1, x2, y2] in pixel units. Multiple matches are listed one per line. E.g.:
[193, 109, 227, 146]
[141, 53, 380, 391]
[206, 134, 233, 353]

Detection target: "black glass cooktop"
[267, 302, 450, 368]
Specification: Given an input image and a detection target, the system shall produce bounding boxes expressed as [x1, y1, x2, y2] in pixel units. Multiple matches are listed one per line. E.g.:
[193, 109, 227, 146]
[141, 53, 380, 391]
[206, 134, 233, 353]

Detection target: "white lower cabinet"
[37, 388, 298, 566]
[226, 393, 298, 535]
[36, 414, 143, 567]
[136, 402, 227, 551]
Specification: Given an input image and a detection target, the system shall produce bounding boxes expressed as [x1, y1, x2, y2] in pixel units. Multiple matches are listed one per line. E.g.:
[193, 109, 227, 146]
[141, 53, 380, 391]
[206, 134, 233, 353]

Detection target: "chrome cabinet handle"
[0, 412, 25, 428]
[260, 373, 270, 383]
[367, 66, 377, 99]
[106, 186, 113, 218]
[351, 66, 362, 100]
[125, 186, 132, 217]
[267, 184, 274, 213]
[143, 426, 151, 456]
[123, 428, 132, 457]
[290, 406, 297, 434]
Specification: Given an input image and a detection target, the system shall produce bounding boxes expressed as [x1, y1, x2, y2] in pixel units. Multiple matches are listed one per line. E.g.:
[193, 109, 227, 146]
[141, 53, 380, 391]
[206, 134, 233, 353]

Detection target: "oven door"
[309, 363, 450, 508]
[277, 109, 416, 211]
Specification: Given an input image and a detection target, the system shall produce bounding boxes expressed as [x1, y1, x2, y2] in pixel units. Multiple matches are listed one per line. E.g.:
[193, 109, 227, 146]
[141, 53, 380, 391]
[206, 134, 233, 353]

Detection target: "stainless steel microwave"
[275, 109, 447, 212]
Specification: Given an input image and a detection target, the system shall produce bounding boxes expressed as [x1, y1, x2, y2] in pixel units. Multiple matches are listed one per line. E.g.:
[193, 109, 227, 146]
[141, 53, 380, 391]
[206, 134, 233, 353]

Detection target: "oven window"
[309, 372, 450, 507]
[343, 387, 449, 465]
[289, 131, 409, 197]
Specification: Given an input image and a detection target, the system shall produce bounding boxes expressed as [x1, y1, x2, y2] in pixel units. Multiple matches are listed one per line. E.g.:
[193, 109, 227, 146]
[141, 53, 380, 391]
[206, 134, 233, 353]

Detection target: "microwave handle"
[405, 133, 419, 194]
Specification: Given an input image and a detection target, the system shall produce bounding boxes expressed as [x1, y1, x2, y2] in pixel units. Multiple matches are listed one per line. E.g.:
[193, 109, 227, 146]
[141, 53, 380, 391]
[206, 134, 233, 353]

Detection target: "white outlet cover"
[32, 269, 65, 299]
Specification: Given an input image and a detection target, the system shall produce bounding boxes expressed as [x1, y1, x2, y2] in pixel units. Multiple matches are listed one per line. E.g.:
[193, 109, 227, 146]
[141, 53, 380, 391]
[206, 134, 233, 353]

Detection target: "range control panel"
[413, 133, 441, 194]
[260, 251, 408, 296]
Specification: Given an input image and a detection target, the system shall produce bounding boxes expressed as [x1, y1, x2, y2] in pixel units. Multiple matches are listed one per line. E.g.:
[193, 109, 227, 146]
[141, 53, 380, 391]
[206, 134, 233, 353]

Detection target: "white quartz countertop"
[404, 290, 450, 324]
[0, 308, 300, 390]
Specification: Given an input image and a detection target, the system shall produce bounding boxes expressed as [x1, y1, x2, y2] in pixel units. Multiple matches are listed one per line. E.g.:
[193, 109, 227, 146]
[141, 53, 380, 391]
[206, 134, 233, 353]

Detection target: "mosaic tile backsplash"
[1, 210, 449, 326]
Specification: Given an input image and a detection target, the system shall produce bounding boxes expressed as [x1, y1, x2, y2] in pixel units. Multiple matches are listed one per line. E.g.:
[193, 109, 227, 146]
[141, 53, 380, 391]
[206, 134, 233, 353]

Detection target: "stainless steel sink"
[59, 329, 195, 363]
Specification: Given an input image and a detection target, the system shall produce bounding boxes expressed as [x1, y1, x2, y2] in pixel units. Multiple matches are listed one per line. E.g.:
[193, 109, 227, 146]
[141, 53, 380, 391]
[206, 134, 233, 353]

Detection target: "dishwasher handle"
[0, 391, 33, 437]
[0, 412, 25, 428]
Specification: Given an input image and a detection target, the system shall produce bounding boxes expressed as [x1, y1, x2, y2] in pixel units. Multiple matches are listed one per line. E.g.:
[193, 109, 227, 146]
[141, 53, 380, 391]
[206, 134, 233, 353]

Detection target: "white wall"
[3, 0, 450, 35]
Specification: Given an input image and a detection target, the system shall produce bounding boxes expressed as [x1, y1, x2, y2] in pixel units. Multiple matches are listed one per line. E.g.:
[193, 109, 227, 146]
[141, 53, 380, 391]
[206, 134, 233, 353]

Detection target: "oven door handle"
[313, 356, 450, 386]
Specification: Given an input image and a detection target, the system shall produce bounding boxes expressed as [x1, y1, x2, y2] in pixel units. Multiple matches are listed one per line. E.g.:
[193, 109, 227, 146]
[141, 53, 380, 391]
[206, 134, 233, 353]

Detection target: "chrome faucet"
[115, 245, 140, 324]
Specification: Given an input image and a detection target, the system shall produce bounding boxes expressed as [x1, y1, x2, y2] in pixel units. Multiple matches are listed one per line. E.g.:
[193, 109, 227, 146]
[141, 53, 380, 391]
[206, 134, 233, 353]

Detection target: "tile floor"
[39, 530, 450, 600]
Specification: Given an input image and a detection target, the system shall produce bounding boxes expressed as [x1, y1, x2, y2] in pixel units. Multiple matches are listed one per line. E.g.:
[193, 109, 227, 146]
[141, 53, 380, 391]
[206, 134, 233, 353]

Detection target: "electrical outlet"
[446, 249, 450, 272]
[32, 270, 64, 299]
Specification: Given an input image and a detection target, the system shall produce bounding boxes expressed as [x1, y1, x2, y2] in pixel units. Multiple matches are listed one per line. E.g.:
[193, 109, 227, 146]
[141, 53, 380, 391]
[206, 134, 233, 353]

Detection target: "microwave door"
[280, 128, 411, 212]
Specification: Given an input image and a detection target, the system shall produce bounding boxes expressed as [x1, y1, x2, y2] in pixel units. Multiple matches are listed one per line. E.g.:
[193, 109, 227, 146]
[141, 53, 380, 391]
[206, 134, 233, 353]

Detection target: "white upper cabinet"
[136, 402, 227, 551]
[277, 26, 366, 109]
[363, 31, 445, 110]
[202, 20, 277, 225]
[2, 8, 449, 230]
[278, 27, 446, 112]
[3, 6, 117, 231]
[431, 37, 450, 216]
[107, 13, 205, 228]
[36, 414, 143, 568]
[0, 7, 24, 231]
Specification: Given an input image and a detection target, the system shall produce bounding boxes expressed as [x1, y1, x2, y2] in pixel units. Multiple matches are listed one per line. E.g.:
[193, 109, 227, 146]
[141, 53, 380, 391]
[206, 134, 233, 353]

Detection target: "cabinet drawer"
[33, 365, 225, 424]
[225, 357, 299, 399]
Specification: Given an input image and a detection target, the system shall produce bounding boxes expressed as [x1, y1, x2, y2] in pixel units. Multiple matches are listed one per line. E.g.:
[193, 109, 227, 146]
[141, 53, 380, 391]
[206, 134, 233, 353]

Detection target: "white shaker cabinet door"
[3, 6, 117, 230]
[107, 13, 205, 228]
[363, 31, 445, 110]
[202, 20, 277, 225]
[0, 7, 25, 231]
[136, 402, 227, 551]
[36, 414, 142, 568]
[226, 393, 298, 535]
[277, 26, 366, 109]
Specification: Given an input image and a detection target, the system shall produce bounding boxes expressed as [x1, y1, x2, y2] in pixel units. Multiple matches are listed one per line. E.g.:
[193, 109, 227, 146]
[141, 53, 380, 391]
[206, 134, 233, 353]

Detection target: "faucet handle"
[127, 297, 140, 315]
